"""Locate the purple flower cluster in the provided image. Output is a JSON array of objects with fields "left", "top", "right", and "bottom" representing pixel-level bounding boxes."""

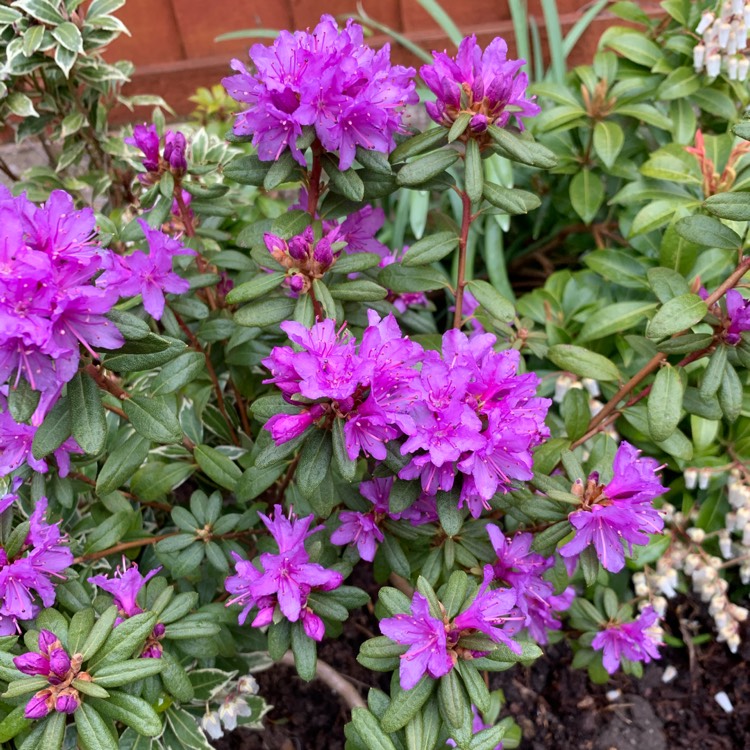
[
  {"left": 88, "top": 558, "right": 165, "bottom": 658},
  {"left": 263, "top": 316, "right": 549, "bottom": 518},
  {"left": 487, "top": 527, "right": 574, "bottom": 644},
  {"left": 14, "top": 629, "right": 81, "bottom": 718},
  {"left": 592, "top": 606, "right": 662, "bottom": 674},
  {"left": 0, "top": 498, "right": 73, "bottom": 635},
  {"left": 99, "top": 219, "right": 194, "bottom": 320},
  {"left": 420, "top": 36, "right": 540, "bottom": 136},
  {"left": 223, "top": 15, "right": 417, "bottom": 170},
  {"left": 559, "top": 442, "right": 666, "bottom": 573},
  {"left": 380, "top": 569, "right": 519, "bottom": 690},
  {"left": 225, "top": 504, "right": 343, "bottom": 640},
  {"left": 126, "top": 123, "right": 188, "bottom": 178}
]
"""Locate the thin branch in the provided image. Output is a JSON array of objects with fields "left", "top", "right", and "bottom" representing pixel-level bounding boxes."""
[
  {"left": 279, "top": 651, "right": 366, "bottom": 710},
  {"left": 452, "top": 190, "right": 474, "bottom": 329},
  {"left": 74, "top": 532, "right": 178, "bottom": 563}
]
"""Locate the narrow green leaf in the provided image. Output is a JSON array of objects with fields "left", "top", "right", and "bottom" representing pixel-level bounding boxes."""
[
  {"left": 464, "top": 138, "right": 483, "bottom": 205},
  {"left": 351, "top": 708, "right": 398, "bottom": 750},
  {"left": 69, "top": 372, "right": 107, "bottom": 454},
  {"left": 674, "top": 215, "right": 742, "bottom": 249},
  {"left": 194, "top": 444, "right": 242, "bottom": 490},
  {"left": 466, "top": 279, "right": 515, "bottom": 322},
  {"left": 397, "top": 150, "right": 459, "bottom": 187},
  {"left": 75, "top": 704, "right": 118, "bottom": 750},
  {"left": 124, "top": 396, "right": 182, "bottom": 444},
  {"left": 402, "top": 232, "right": 459, "bottom": 267},
  {"left": 646, "top": 293, "right": 707, "bottom": 340},
  {"left": 593, "top": 121, "right": 624, "bottom": 169},
  {"left": 96, "top": 433, "right": 150, "bottom": 495},
  {"left": 569, "top": 169, "right": 604, "bottom": 224},
  {"left": 547, "top": 345, "right": 621, "bottom": 382},
  {"left": 225, "top": 272, "right": 286, "bottom": 304},
  {"left": 380, "top": 677, "right": 436, "bottom": 733},
  {"left": 647, "top": 365, "right": 684, "bottom": 442}
]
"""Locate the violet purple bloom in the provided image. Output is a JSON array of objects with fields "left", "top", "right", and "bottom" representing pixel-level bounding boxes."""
[
  {"left": 225, "top": 504, "right": 343, "bottom": 641},
  {"left": 98, "top": 219, "right": 195, "bottom": 320},
  {"left": 223, "top": 15, "right": 417, "bottom": 171},
  {"left": 0, "top": 498, "right": 73, "bottom": 631},
  {"left": 559, "top": 442, "right": 666, "bottom": 573},
  {"left": 125, "top": 123, "right": 161, "bottom": 172},
  {"left": 14, "top": 629, "right": 81, "bottom": 718},
  {"left": 88, "top": 558, "right": 165, "bottom": 658},
  {"left": 380, "top": 592, "right": 454, "bottom": 690},
  {"left": 487, "top": 526, "right": 574, "bottom": 644},
  {"left": 163, "top": 130, "right": 188, "bottom": 174},
  {"left": 420, "top": 35, "right": 540, "bottom": 136},
  {"left": 592, "top": 606, "right": 663, "bottom": 674}
]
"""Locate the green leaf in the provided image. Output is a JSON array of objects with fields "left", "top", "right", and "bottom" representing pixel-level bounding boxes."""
[
  {"left": 95, "top": 433, "right": 150, "bottom": 495},
  {"left": 569, "top": 169, "right": 604, "bottom": 224},
  {"left": 466, "top": 279, "right": 515, "bottom": 323},
  {"left": 151, "top": 352, "right": 205, "bottom": 396},
  {"left": 647, "top": 365, "right": 684, "bottom": 442},
  {"left": 593, "top": 121, "right": 624, "bottom": 169},
  {"left": 600, "top": 27, "right": 661, "bottom": 67},
  {"left": 87, "top": 692, "right": 162, "bottom": 738},
  {"left": 72, "top": 679, "right": 110, "bottom": 698},
  {"left": 547, "top": 345, "right": 621, "bottom": 382},
  {"left": 482, "top": 182, "right": 540, "bottom": 214},
  {"left": 577, "top": 301, "right": 657, "bottom": 342},
  {"left": 464, "top": 138, "right": 483, "bottom": 205},
  {"left": 271, "top": 209, "right": 312, "bottom": 240},
  {"left": 296, "top": 429, "right": 332, "bottom": 497},
  {"left": 226, "top": 272, "right": 286, "bottom": 304},
  {"left": 657, "top": 66, "right": 700, "bottom": 100},
  {"left": 22, "top": 24, "right": 44, "bottom": 56},
  {"left": 674, "top": 215, "right": 742, "bottom": 249},
  {"left": 223, "top": 154, "right": 271, "bottom": 186},
  {"left": 448, "top": 112, "right": 472, "bottom": 142},
  {"left": 291, "top": 622, "right": 317, "bottom": 681},
  {"left": 580, "top": 546, "right": 600, "bottom": 587},
  {"left": 68, "top": 609, "right": 95, "bottom": 655},
  {"left": 14, "top": 0, "right": 64, "bottom": 24},
  {"left": 330, "top": 252, "right": 382, "bottom": 274},
  {"left": 52, "top": 21, "right": 83, "bottom": 52},
  {"left": 402, "top": 232, "right": 459, "bottom": 267},
  {"left": 439, "top": 669, "right": 468, "bottom": 728},
  {"left": 560, "top": 388, "right": 590, "bottom": 441},
  {"left": 323, "top": 155, "right": 365, "bottom": 202},
  {"left": 380, "top": 677, "right": 436, "bottom": 732},
  {"left": 356, "top": 147, "right": 392, "bottom": 174},
  {"left": 263, "top": 150, "right": 297, "bottom": 190},
  {"left": 456, "top": 661, "right": 490, "bottom": 714},
  {"left": 397, "top": 150, "right": 459, "bottom": 187},
  {"left": 6, "top": 92, "right": 38, "bottom": 118},
  {"left": 646, "top": 293, "right": 707, "bottom": 340},
  {"left": 39, "top": 711, "right": 66, "bottom": 750},
  {"left": 351, "top": 708, "right": 398, "bottom": 750},
  {"left": 124, "top": 396, "right": 182, "bottom": 444},
  {"left": 332, "top": 419, "right": 356, "bottom": 481},
  {"left": 8, "top": 377, "right": 40, "bottom": 424},
  {"left": 378, "top": 264, "right": 448, "bottom": 293},
  {"left": 381, "top": 534, "right": 410, "bottom": 578},
  {"left": 390, "top": 128, "right": 449, "bottom": 163},
  {"left": 92, "top": 658, "right": 164, "bottom": 688},
  {"left": 75, "top": 703, "right": 118, "bottom": 750},
  {"left": 328, "top": 279, "right": 388, "bottom": 301},
  {"left": 89, "top": 612, "right": 157, "bottom": 669},
  {"left": 469, "top": 724, "right": 509, "bottom": 750},
  {"left": 81, "top": 606, "right": 118, "bottom": 660},
  {"left": 234, "top": 295, "right": 296, "bottom": 328},
  {"left": 700, "top": 345, "right": 728, "bottom": 399},
  {"left": 69, "top": 372, "right": 107, "bottom": 454},
  {"left": 194, "top": 444, "right": 242, "bottom": 490},
  {"left": 487, "top": 126, "right": 556, "bottom": 168},
  {"left": 2, "top": 676, "right": 50, "bottom": 699},
  {"left": 704, "top": 192, "right": 750, "bottom": 222},
  {"left": 0, "top": 705, "right": 31, "bottom": 743},
  {"left": 719, "top": 361, "right": 743, "bottom": 423},
  {"left": 647, "top": 267, "right": 690, "bottom": 303}
]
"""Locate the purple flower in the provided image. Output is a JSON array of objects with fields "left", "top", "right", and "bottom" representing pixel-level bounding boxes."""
[
  {"left": 125, "top": 123, "right": 161, "bottom": 172},
  {"left": 452, "top": 567, "right": 521, "bottom": 654},
  {"left": 0, "top": 477, "right": 22, "bottom": 514},
  {"left": 98, "top": 220, "right": 195, "bottom": 319},
  {"left": 420, "top": 36, "right": 540, "bottom": 135},
  {"left": 592, "top": 606, "right": 662, "bottom": 674},
  {"left": 725, "top": 289, "right": 750, "bottom": 345},
  {"left": 88, "top": 558, "right": 162, "bottom": 619},
  {"left": 223, "top": 15, "right": 417, "bottom": 171},
  {"left": 487, "top": 526, "right": 574, "bottom": 644},
  {"left": 380, "top": 592, "right": 454, "bottom": 689},
  {"left": 14, "top": 630, "right": 81, "bottom": 719},
  {"left": 560, "top": 442, "right": 666, "bottom": 573},
  {"left": 0, "top": 498, "right": 72, "bottom": 627},
  {"left": 225, "top": 505, "right": 343, "bottom": 640},
  {"left": 163, "top": 131, "right": 188, "bottom": 173}
]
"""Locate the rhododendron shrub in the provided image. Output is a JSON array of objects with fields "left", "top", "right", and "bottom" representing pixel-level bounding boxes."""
[{"left": 2, "top": 1, "right": 750, "bottom": 749}]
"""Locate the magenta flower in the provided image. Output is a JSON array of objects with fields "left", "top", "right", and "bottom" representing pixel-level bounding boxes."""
[
  {"left": 14, "top": 629, "right": 80, "bottom": 718},
  {"left": 420, "top": 36, "right": 540, "bottom": 135},
  {"left": 0, "top": 498, "right": 72, "bottom": 628},
  {"left": 163, "top": 130, "right": 188, "bottom": 174},
  {"left": 559, "top": 442, "right": 666, "bottom": 573},
  {"left": 223, "top": 15, "right": 417, "bottom": 170},
  {"left": 724, "top": 289, "right": 750, "bottom": 345},
  {"left": 88, "top": 558, "right": 162, "bottom": 619},
  {"left": 125, "top": 123, "right": 161, "bottom": 172},
  {"left": 592, "top": 606, "right": 663, "bottom": 674},
  {"left": 380, "top": 592, "right": 454, "bottom": 689},
  {"left": 98, "top": 220, "right": 194, "bottom": 319},
  {"left": 452, "top": 567, "right": 521, "bottom": 654},
  {"left": 487, "top": 526, "right": 574, "bottom": 644},
  {"left": 225, "top": 505, "right": 343, "bottom": 640},
  {"left": 0, "top": 477, "right": 21, "bottom": 514}
]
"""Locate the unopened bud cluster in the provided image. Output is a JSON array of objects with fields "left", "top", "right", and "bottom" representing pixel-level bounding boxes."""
[{"left": 694, "top": 2, "right": 750, "bottom": 80}]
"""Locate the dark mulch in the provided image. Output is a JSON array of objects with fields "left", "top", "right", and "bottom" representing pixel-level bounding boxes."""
[{"left": 216, "top": 587, "right": 750, "bottom": 750}]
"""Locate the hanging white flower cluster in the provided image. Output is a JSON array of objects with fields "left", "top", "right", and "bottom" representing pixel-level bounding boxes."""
[{"left": 694, "top": 1, "right": 750, "bottom": 81}]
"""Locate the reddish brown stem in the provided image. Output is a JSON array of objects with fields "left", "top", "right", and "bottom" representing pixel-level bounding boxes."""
[
  {"left": 174, "top": 184, "right": 195, "bottom": 238},
  {"left": 452, "top": 190, "right": 474, "bottom": 329},
  {"left": 85, "top": 364, "right": 129, "bottom": 400},
  {"left": 75, "top": 533, "right": 178, "bottom": 563}
]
